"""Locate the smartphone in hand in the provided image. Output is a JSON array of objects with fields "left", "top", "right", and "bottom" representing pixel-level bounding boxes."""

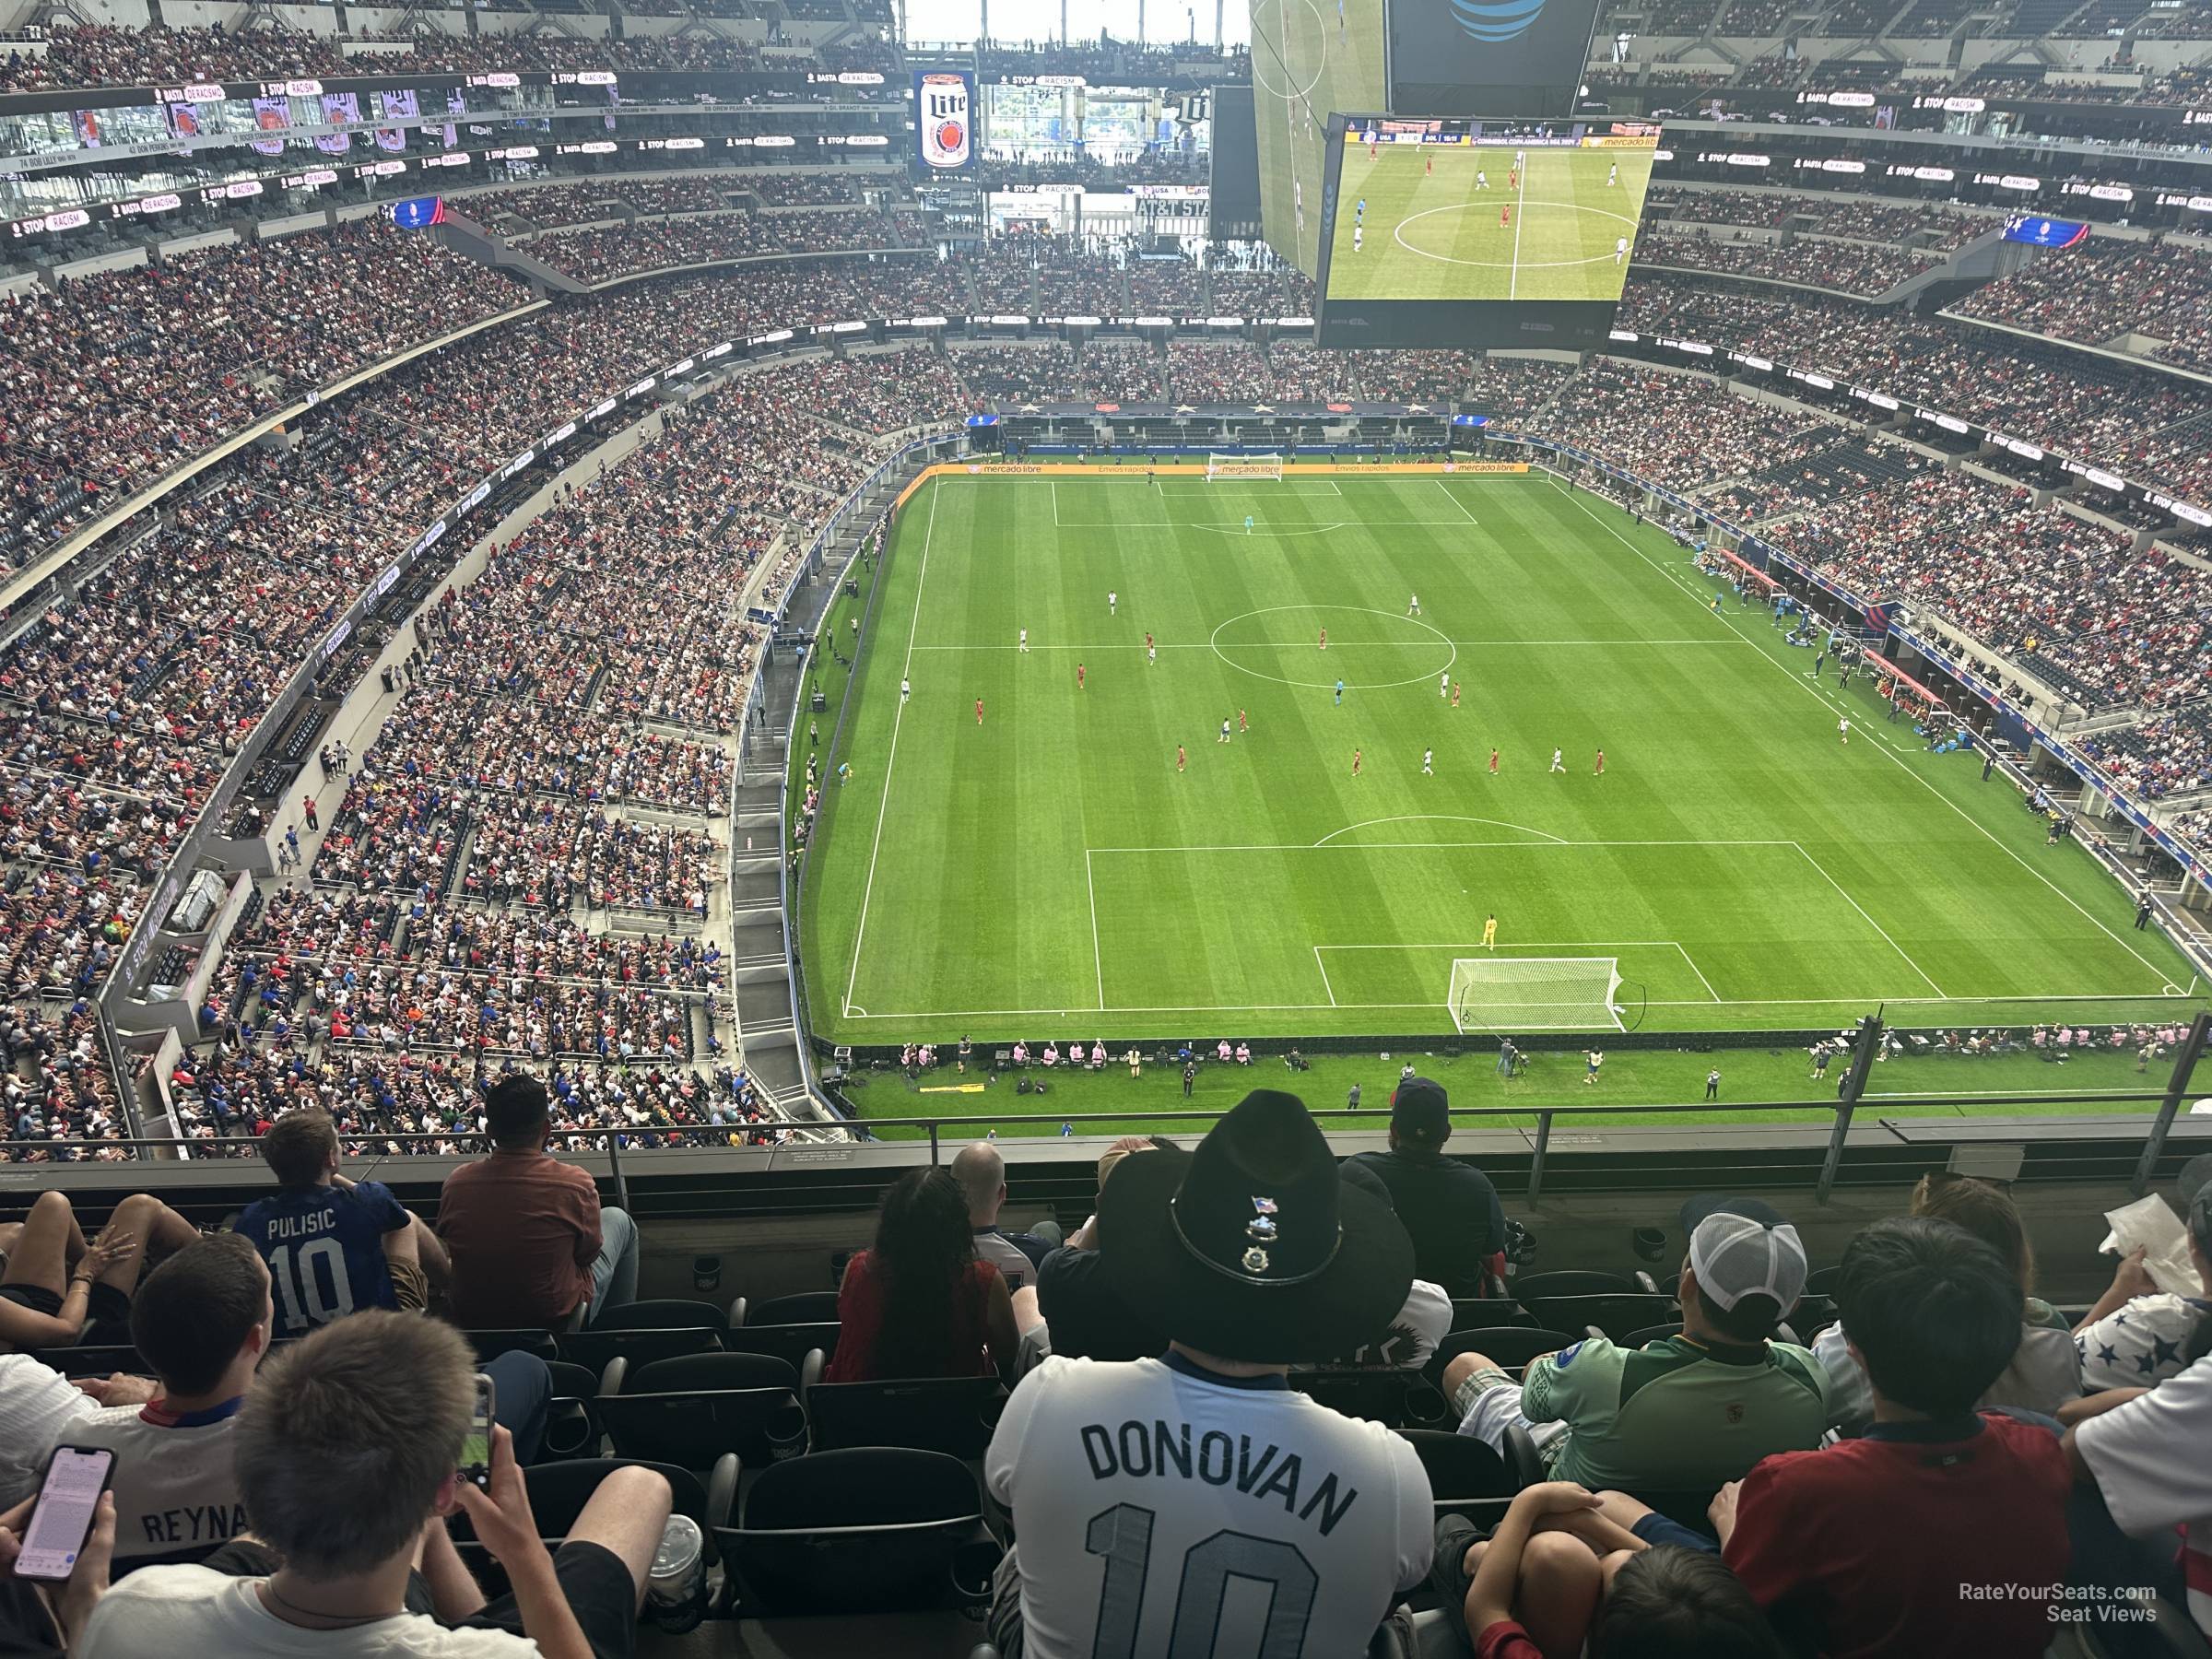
[
  {"left": 14, "top": 1445, "right": 114, "bottom": 1582},
  {"left": 459, "top": 1373, "right": 496, "bottom": 1491}
]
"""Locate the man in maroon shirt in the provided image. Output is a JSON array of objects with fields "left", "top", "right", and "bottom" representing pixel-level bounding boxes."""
[
  {"left": 1600, "top": 1216, "right": 2072, "bottom": 1658},
  {"left": 436, "top": 1076, "right": 638, "bottom": 1329}
]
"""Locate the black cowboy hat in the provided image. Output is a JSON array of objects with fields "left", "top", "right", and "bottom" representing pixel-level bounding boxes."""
[{"left": 1100, "top": 1088, "right": 1414, "bottom": 1364}]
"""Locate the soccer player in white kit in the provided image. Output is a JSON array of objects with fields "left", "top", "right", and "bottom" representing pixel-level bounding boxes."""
[
  {"left": 1108, "top": 590, "right": 1117, "bottom": 615},
  {"left": 1477, "top": 169, "right": 1488, "bottom": 189},
  {"left": 1018, "top": 628, "right": 1029, "bottom": 653},
  {"left": 1616, "top": 236, "right": 1629, "bottom": 264},
  {"left": 1353, "top": 224, "right": 1363, "bottom": 253},
  {"left": 1607, "top": 162, "right": 1618, "bottom": 186},
  {"left": 1839, "top": 716, "right": 1851, "bottom": 745},
  {"left": 1549, "top": 748, "right": 1565, "bottom": 772},
  {"left": 1440, "top": 671, "right": 1450, "bottom": 699},
  {"left": 1422, "top": 748, "right": 1433, "bottom": 775},
  {"left": 900, "top": 677, "right": 910, "bottom": 703},
  {"left": 1408, "top": 593, "right": 1420, "bottom": 616}
]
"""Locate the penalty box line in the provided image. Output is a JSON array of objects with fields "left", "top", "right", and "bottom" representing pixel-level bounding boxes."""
[
  {"left": 1547, "top": 476, "right": 2184, "bottom": 996},
  {"left": 1079, "top": 838, "right": 1955, "bottom": 1011},
  {"left": 1317, "top": 940, "right": 1723, "bottom": 1005}
]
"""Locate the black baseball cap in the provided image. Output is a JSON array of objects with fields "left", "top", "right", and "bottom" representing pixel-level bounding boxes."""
[{"left": 1391, "top": 1077, "right": 1451, "bottom": 1141}]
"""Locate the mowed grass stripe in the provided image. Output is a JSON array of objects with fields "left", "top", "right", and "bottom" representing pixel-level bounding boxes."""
[{"left": 802, "top": 475, "right": 2205, "bottom": 1041}]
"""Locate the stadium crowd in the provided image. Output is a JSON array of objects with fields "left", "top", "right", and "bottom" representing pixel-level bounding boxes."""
[
  {"left": 1951, "top": 236, "right": 2212, "bottom": 373},
  {"left": 0, "top": 220, "right": 520, "bottom": 563},
  {"left": 519, "top": 207, "right": 910, "bottom": 285},
  {"left": 1633, "top": 220, "right": 1937, "bottom": 299},
  {"left": 0, "top": 22, "right": 905, "bottom": 93},
  {"left": 0, "top": 1083, "right": 2207, "bottom": 1658}
]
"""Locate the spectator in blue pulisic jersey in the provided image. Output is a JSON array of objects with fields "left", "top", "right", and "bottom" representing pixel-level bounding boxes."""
[{"left": 234, "top": 1107, "right": 447, "bottom": 1337}]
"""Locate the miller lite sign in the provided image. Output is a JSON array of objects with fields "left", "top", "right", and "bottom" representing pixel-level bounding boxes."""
[{"left": 913, "top": 70, "right": 973, "bottom": 172}]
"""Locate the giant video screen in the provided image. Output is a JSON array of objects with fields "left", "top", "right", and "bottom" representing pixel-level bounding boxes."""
[
  {"left": 1386, "top": 0, "right": 1609, "bottom": 118},
  {"left": 1317, "top": 116, "right": 1659, "bottom": 348},
  {"left": 1252, "top": 0, "right": 1386, "bottom": 275}
]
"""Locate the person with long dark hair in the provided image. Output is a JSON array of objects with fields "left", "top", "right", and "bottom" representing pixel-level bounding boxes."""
[{"left": 825, "top": 1168, "right": 1018, "bottom": 1383}]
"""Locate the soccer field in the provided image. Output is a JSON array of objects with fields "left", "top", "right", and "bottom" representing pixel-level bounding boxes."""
[
  {"left": 1326, "top": 141, "right": 1656, "bottom": 302},
  {"left": 799, "top": 470, "right": 2205, "bottom": 1053}
]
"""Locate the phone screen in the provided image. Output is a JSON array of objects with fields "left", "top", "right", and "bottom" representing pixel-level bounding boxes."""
[
  {"left": 16, "top": 1446, "right": 113, "bottom": 1581},
  {"left": 459, "top": 1373, "right": 494, "bottom": 1490}
]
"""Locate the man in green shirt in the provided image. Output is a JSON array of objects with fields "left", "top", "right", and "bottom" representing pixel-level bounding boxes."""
[{"left": 1443, "top": 1198, "right": 1828, "bottom": 1492}]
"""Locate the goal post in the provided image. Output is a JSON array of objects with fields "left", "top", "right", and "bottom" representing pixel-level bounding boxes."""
[
  {"left": 1206, "top": 453, "right": 1284, "bottom": 482},
  {"left": 1449, "top": 957, "right": 1625, "bottom": 1034}
]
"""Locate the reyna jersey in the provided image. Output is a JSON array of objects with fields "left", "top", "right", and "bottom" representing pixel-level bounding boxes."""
[{"left": 986, "top": 1353, "right": 1432, "bottom": 1658}]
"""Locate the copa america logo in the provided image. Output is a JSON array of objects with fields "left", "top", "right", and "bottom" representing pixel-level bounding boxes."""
[{"left": 1450, "top": 0, "right": 1547, "bottom": 41}]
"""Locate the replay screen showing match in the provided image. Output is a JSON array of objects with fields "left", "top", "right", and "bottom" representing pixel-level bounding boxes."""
[{"left": 1316, "top": 116, "right": 1660, "bottom": 349}]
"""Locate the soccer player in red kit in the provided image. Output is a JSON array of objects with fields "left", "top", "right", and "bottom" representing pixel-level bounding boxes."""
[
  {"left": 1176, "top": 745, "right": 1187, "bottom": 773},
  {"left": 1452, "top": 682, "right": 1462, "bottom": 708},
  {"left": 1238, "top": 708, "right": 1248, "bottom": 734},
  {"left": 1077, "top": 662, "right": 1086, "bottom": 690},
  {"left": 1594, "top": 748, "right": 1606, "bottom": 775},
  {"left": 1488, "top": 747, "right": 1500, "bottom": 775},
  {"left": 975, "top": 698, "right": 984, "bottom": 724},
  {"left": 1509, "top": 168, "right": 1518, "bottom": 189},
  {"left": 1351, "top": 748, "right": 1362, "bottom": 777},
  {"left": 1501, "top": 204, "right": 1512, "bottom": 229},
  {"left": 1145, "top": 630, "right": 1154, "bottom": 653},
  {"left": 1319, "top": 627, "right": 1328, "bottom": 651},
  {"left": 1426, "top": 156, "right": 1433, "bottom": 176}
]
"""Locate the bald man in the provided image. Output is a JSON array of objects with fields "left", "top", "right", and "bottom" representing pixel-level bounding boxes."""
[{"left": 950, "top": 1142, "right": 1055, "bottom": 1293}]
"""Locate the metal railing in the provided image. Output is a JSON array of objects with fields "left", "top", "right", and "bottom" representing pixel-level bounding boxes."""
[{"left": 830, "top": 1080, "right": 2193, "bottom": 1206}]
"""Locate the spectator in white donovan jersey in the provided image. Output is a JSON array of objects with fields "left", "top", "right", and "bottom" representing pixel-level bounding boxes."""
[{"left": 983, "top": 1089, "right": 1433, "bottom": 1657}]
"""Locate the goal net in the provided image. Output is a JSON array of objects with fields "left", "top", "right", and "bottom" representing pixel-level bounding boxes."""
[
  {"left": 1449, "top": 957, "right": 1625, "bottom": 1034},
  {"left": 1206, "top": 453, "right": 1284, "bottom": 482}
]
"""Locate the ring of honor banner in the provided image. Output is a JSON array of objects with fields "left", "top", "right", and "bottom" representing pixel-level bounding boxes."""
[{"left": 913, "top": 69, "right": 974, "bottom": 175}]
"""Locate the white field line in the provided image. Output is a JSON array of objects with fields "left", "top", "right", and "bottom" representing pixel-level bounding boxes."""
[
  {"left": 841, "top": 483, "right": 940, "bottom": 1018},
  {"left": 1549, "top": 483, "right": 2179, "bottom": 994}
]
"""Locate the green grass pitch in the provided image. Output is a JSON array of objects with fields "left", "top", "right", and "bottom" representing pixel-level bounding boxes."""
[
  {"left": 1325, "top": 141, "right": 1656, "bottom": 302},
  {"left": 1251, "top": 0, "right": 1386, "bottom": 273},
  {"left": 798, "top": 472, "right": 2205, "bottom": 1068}
]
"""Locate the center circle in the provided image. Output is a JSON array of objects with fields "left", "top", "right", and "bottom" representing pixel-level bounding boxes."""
[
  {"left": 1394, "top": 198, "right": 1641, "bottom": 270},
  {"left": 1250, "top": 0, "right": 1330, "bottom": 104},
  {"left": 1209, "top": 605, "right": 1457, "bottom": 690}
]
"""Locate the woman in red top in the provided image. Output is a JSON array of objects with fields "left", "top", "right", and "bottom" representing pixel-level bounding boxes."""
[{"left": 825, "top": 1167, "right": 1019, "bottom": 1383}]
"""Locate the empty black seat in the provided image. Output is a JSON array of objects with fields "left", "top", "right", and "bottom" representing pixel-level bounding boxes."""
[
  {"left": 557, "top": 1324, "right": 723, "bottom": 1374},
  {"left": 722, "top": 1320, "right": 840, "bottom": 1371},
  {"left": 1294, "top": 1369, "right": 1451, "bottom": 1431},
  {"left": 1398, "top": 1427, "right": 1534, "bottom": 1513},
  {"left": 590, "top": 1298, "right": 731, "bottom": 1333},
  {"left": 745, "top": 1290, "right": 841, "bottom": 1326},
  {"left": 1449, "top": 1299, "right": 1535, "bottom": 1331},
  {"left": 1523, "top": 1293, "right": 1678, "bottom": 1340},
  {"left": 600, "top": 1353, "right": 808, "bottom": 1470},
  {"left": 464, "top": 1328, "right": 560, "bottom": 1364},
  {"left": 718, "top": 1447, "right": 999, "bottom": 1618},
  {"left": 1512, "top": 1270, "right": 1638, "bottom": 1299},
  {"left": 806, "top": 1375, "right": 1006, "bottom": 1458}
]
